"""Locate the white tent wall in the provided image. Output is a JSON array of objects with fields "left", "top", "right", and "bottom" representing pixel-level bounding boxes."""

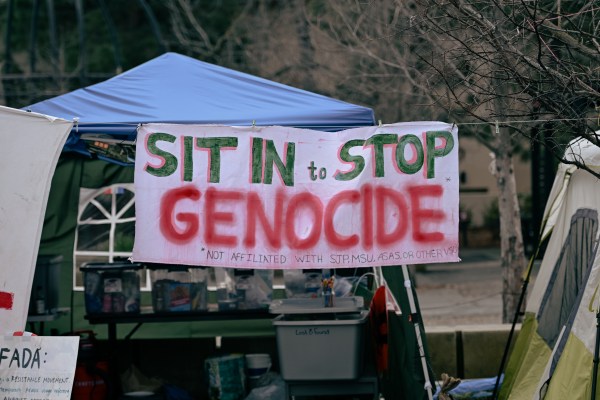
[{"left": 500, "top": 137, "right": 600, "bottom": 400}]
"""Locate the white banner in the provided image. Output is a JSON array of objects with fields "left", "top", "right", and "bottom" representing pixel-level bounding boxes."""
[
  {"left": 0, "top": 335, "right": 79, "bottom": 399},
  {"left": 0, "top": 106, "right": 71, "bottom": 333},
  {"left": 133, "top": 122, "right": 459, "bottom": 269}
]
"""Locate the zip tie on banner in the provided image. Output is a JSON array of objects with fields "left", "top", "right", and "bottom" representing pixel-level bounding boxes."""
[
  {"left": 404, "top": 279, "right": 411, "bottom": 288},
  {"left": 495, "top": 120, "right": 499, "bottom": 135},
  {"left": 424, "top": 381, "right": 433, "bottom": 390},
  {"left": 73, "top": 117, "right": 79, "bottom": 133}
]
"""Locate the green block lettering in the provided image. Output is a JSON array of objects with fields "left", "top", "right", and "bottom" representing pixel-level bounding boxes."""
[
  {"left": 426, "top": 130, "right": 454, "bottom": 179},
  {"left": 335, "top": 139, "right": 365, "bottom": 181},
  {"left": 196, "top": 137, "right": 238, "bottom": 183},
  {"left": 396, "top": 134, "right": 424, "bottom": 174},
  {"left": 145, "top": 132, "right": 177, "bottom": 177},
  {"left": 264, "top": 140, "right": 295, "bottom": 186},
  {"left": 365, "top": 134, "right": 398, "bottom": 177}
]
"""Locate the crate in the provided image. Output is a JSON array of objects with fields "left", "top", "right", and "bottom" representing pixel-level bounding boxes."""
[
  {"left": 147, "top": 264, "right": 208, "bottom": 312},
  {"left": 80, "top": 262, "right": 143, "bottom": 315},
  {"left": 273, "top": 310, "right": 369, "bottom": 380}
]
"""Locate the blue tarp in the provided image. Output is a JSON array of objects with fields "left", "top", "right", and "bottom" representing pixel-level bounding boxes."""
[
  {"left": 434, "top": 376, "right": 502, "bottom": 400},
  {"left": 24, "top": 52, "right": 375, "bottom": 161}
]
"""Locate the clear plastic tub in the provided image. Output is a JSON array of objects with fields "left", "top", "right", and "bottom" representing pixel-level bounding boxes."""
[
  {"left": 80, "top": 262, "right": 143, "bottom": 314},
  {"left": 147, "top": 264, "right": 208, "bottom": 312}
]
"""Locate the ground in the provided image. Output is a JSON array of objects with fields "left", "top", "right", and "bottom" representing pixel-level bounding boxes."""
[{"left": 414, "top": 247, "right": 505, "bottom": 327}]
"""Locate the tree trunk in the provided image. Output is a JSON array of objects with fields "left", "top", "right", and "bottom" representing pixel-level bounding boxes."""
[{"left": 494, "top": 126, "right": 528, "bottom": 323}]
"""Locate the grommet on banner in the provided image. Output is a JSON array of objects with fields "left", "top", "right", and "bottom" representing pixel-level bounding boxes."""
[{"left": 252, "top": 120, "right": 256, "bottom": 129}]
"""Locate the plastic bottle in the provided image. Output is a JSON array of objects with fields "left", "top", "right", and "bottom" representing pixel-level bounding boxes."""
[{"left": 35, "top": 285, "right": 45, "bottom": 315}]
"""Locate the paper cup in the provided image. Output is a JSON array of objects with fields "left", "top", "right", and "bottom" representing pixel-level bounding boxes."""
[{"left": 245, "top": 353, "right": 271, "bottom": 379}]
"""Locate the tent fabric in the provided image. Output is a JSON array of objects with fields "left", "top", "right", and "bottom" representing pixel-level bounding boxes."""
[
  {"left": 381, "top": 266, "right": 436, "bottom": 400},
  {"left": 537, "top": 209, "right": 597, "bottom": 348},
  {"left": 499, "top": 137, "right": 600, "bottom": 400},
  {"left": 24, "top": 52, "right": 375, "bottom": 159},
  {"left": 539, "top": 244, "right": 600, "bottom": 399}
]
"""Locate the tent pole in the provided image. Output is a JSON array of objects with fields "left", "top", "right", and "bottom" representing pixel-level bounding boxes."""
[
  {"left": 401, "top": 264, "right": 433, "bottom": 400},
  {"left": 491, "top": 272, "right": 531, "bottom": 399},
  {"left": 492, "top": 243, "right": 541, "bottom": 399},
  {"left": 592, "top": 311, "right": 600, "bottom": 400}
]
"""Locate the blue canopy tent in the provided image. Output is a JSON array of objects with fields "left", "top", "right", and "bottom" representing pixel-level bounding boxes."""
[
  {"left": 25, "top": 52, "right": 375, "bottom": 164},
  {"left": 25, "top": 53, "right": 434, "bottom": 399}
]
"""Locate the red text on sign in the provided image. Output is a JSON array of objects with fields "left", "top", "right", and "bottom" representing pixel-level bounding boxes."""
[{"left": 159, "top": 184, "right": 446, "bottom": 251}]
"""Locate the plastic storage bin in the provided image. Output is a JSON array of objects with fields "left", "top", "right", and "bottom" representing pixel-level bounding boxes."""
[
  {"left": 272, "top": 310, "right": 369, "bottom": 380},
  {"left": 148, "top": 264, "right": 208, "bottom": 312},
  {"left": 80, "top": 262, "right": 143, "bottom": 314},
  {"left": 270, "top": 296, "right": 368, "bottom": 381}
]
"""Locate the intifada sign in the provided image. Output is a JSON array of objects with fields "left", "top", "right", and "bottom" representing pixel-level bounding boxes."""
[{"left": 132, "top": 122, "right": 459, "bottom": 269}]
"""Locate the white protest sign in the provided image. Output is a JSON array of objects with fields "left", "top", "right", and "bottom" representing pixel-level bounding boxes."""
[
  {"left": 133, "top": 122, "right": 459, "bottom": 269},
  {"left": 0, "top": 335, "right": 79, "bottom": 399},
  {"left": 0, "top": 106, "right": 71, "bottom": 333}
]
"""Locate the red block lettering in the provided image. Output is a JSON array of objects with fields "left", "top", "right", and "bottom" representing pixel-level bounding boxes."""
[
  {"left": 409, "top": 185, "right": 445, "bottom": 242},
  {"left": 324, "top": 190, "right": 360, "bottom": 248},
  {"left": 375, "top": 186, "right": 409, "bottom": 246},
  {"left": 204, "top": 188, "right": 243, "bottom": 247},
  {"left": 361, "top": 184, "right": 374, "bottom": 250},
  {"left": 160, "top": 186, "right": 201, "bottom": 243},
  {"left": 285, "top": 192, "right": 323, "bottom": 250},
  {"left": 244, "top": 191, "right": 284, "bottom": 249}
]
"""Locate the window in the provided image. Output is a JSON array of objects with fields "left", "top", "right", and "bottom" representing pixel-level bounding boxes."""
[
  {"left": 73, "top": 183, "right": 146, "bottom": 290},
  {"left": 537, "top": 209, "right": 598, "bottom": 348}
]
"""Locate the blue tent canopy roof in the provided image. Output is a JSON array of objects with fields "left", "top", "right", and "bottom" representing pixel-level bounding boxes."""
[{"left": 25, "top": 52, "right": 375, "bottom": 162}]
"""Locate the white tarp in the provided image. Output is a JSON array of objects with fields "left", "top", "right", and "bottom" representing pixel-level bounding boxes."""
[{"left": 0, "top": 106, "right": 71, "bottom": 334}]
